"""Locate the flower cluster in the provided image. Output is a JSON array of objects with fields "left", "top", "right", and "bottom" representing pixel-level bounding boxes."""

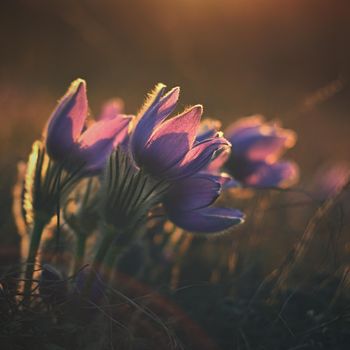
[
  {"left": 8, "top": 75, "right": 350, "bottom": 350},
  {"left": 20, "top": 79, "right": 301, "bottom": 309},
  {"left": 40, "top": 80, "right": 301, "bottom": 237},
  {"left": 127, "top": 83, "right": 244, "bottom": 233}
]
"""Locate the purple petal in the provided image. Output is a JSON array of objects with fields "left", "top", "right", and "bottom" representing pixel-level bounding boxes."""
[
  {"left": 166, "top": 136, "right": 230, "bottom": 179},
  {"left": 131, "top": 84, "right": 179, "bottom": 161},
  {"left": 79, "top": 116, "right": 131, "bottom": 147},
  {"left": 206, "top": 147, "right": 230, "bottom": 173},
  {"left": 157, "top": 87, "right": 180, "bottom": 121},
  {"left": 226, "top": 116, "right": 296, "bottom": 162},
  {"left": 244, "top": 161, "right": 299, "bottom": 188},
  {"left": 139, "top": 105, "right": 203, "bottom": 176},
  {"left": 76, "top": 116, "right": 132, "bottom": 174},
  {"left": 165, "top": 174, "right": 221, "bottom": 212},
  {"left": 234, "top": 127, "right": 295, "bottom": 160},
  {"left": 112, "top": 115, "right": 133, "bottom": 147},
  {"left": 167, "top": 207, "right": 244, "bottom": 234},
  {"left": 196, "top": 118, "right": 222, "bottom": 143},
  {"left": 148, "top": 104, "right": 202, "bottom": 146},
  {"left": 225, "top": 115, "right": 264, "bottom": 138},
  {"left": 99, "top": 98, "right": 124, "bottom": 120},
  {"left": 223, "top": 178, "right": 242, "bottom": 189},
  {"left": 206, "top": 172, "right": 235, "bottom": 187},
  {"left": 45, "top": 79, "right": 88, "bottom": 160}
]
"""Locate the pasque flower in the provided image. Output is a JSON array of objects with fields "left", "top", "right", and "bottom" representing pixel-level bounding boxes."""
[
  {"left": 44, "top": 79, "right": 133, "bottom": 175},
  {"left": 207, "top": 115, "right": 299, "bottom": 188},
  {"left": 23, "top": 80, "right": 133, "bottom": 304},
  {"left": 130, "top": 83, "right": 230, "bottom": 181},
  {"left": 128, "top": 84, "right": 243, "bottom": 233},
  {"left": 101, "top": 83, "right": 243, "bottom": 235}
]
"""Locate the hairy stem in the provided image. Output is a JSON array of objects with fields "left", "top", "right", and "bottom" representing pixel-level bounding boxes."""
[
  {"left": 73, "top": 233, "right": 87, "bottom": 274},
  {"left": 83, "top": 226, "right": 116, "bottom": 298},
  {"left": 23, "top": 217, "right": 47, "bottom": 304},
  {"left": 102, "top": 236, "right": 130, "bottom": 282}
]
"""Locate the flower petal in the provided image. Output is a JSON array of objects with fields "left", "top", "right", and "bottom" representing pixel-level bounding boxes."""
[
  {"left": 196, "top": 118, "right": 222, "bottom": 143},
  {"left": 76, "top": 115, "right": 132, "bottom": 174},
  {"left": 204, "top": 172, "right": 236, "bottom": 187},
  {"left": 244, "top": 161, "right": 299, "bottom": 188},
  {"left": 166, "top": 136, "right": 230, "bottom": 179},
  {"left": 45, "top": 79, "right": 88, "bottom": 160},
  {"left": 247, "top": 130, "right": 296, "bottom": 162},
  {"left": 226, "top": 116, "right": 296, "bottom": 162},
  {"left": 164, "top": 173, "right": 221, "bottom": 212},
  {"left": 79, "top": 115, "right": 131, "bottom": 147},
  {"left": 167, "top": 207, "right": 244, "bottom": 234},
  {"left": 131, "top": 84, "right": 179, "bottom": 160},
  {"left": 139, "top": 105, "right": 203, "bottom": 177},
  {"left": 206, "top": 147, "right": 231, "bottom": 173},
  {"left": 225, "top": 115, "right": 264, "bottom": 138}
]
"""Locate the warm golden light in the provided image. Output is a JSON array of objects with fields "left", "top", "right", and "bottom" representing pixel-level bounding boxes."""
[{"left": 23, "top": 140, "right": 41, "bottom": 225}]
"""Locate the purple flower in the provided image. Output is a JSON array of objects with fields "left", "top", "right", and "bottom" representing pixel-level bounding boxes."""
[
  {"left": 208, "top": 115, "right": 299, "bottom": 188},
  {"left": 163, "top": 173, "right": 244, "bottom": 233},
  {"left": 130, "top": 84, "right": 230, "bottom": 181},
  {"left": 44, "top": 79, "right": 133, "bottom": 175},
  {"left": 100, "top": 84, "right": 244, "bottom": 234}
]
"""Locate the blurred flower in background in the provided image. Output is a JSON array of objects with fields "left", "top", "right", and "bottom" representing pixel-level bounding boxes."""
[{"left": 207, "top": 115, "right": 299, "bottom": 188}]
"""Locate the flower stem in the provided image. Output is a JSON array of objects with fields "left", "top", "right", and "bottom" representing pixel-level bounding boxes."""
[
  {"left": 83, "top": 226, "right": 116, "bottom": 297},
  {"left": 23, "top": 217, "right": 47, "bottom": 304},
  {"left": 102, "top": 239, "right": 128, "bottom": 281},
  {"left": 73, "top": 233, "right": 87, "bottom": 273}
]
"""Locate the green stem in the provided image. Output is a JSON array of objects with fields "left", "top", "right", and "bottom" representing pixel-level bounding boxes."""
[
  {"left": 92, "top": 230, "right": 115, "bottom": 273},
  {"left": 83, "top": 226, "right": 116, "bottom": 297},
  {"left": 23, "top": 217, "right": 47, "bottom": 304},
  {"left": 73, "top": 233, "right": 87, "bottom": 273},
  {"left": 102, "top": 240, "right": 128, "bottom": 282}
]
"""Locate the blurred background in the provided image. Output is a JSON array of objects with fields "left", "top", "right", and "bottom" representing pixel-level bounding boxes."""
[{"left": 1, "top": 0, "right": 350, "bottom": 263}]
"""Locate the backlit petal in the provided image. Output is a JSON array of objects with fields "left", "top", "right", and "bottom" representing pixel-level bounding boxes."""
[
  {"left": 167, "top": 136, "right": 229, "bottom": 179},
  {"left": 77, "top": 115, "right": 132, "bottom": 174},
  {"left": 45, "top": 79, "right": 88, "bottom": 160},
  {"left": 167, "top": 207, "right": 244, "bottom": 234},
  {"left": 131, "top": 84, "right": 179, "bottom": 160},
  {"left": 164, "top": 174, "right": 221, "bottom": 212},
  {"left": 139, "top": 105, "right": 202, "bottom": 176}
]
